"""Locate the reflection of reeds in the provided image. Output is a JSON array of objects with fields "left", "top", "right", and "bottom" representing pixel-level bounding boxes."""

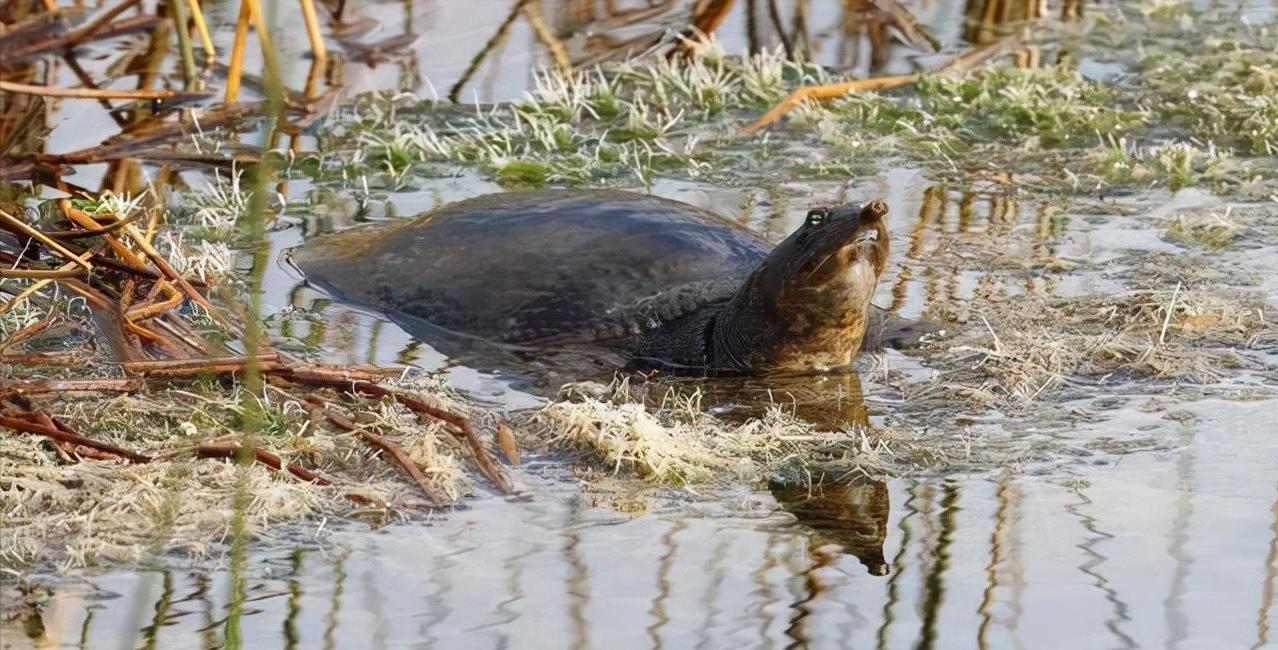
[
  {"left": 1064, "top": 486, "right": 1139, "bottom": 649},
  {"left": 977, "top": 477, "right": 1023, "bottom": 649},
  {"left": 322, "top": 550, "right": 349, "bottom": 650},
  {"left": 1255, "top": 486, "right": 1277, "bottom": 650},
  {"left": 876, "top": 481, "right": 921, "bottom": 649},
  {"left": 916, "top": 482, "right": 959, "bottom": 649}
]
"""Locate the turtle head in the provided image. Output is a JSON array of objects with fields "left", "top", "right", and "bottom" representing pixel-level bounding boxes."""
[{"left": 711, "top": 200, "right": 890, "bottom": 374}]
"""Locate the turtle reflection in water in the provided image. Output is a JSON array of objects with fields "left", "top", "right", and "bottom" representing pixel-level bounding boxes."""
[
  {"left": 290, "top": 189, "right": 934, "bottom": 382},
  {"left": 772, "top": 478, "right": 892, "bottom": 576}
]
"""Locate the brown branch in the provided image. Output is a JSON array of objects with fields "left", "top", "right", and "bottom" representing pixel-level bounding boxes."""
[
  {"left": 195, "top": 443, "right": 326, "bottom": 484},
  {"left": 0, "top": 315, "right": 56, "bottom": 353},
  {"left": 62, "top": 0, "right": 144, "bottom": 47},
  {"left": 0, "top": 414, "right": 151, "bottom": 463},
  {"left": 124, "top": 280, "right": 183, "bottom": 322},
  {"left": 523, "top": 0, "right": 570, "bottom": 76},
  {"left": 675, "top": 0, "right": 736, "bottom": 58},
  {"left": 5, "top": 14, "right": 163, "bottom": 66},
  {"left": 1, "top": 378, "right": 144, "bottom": 396},
  {"left": 123, "top": 353, "right": 281, "bottom": 376},
  {"left": 121, "top": 224, "right": 217, "bottom": 312},
  {"left": 194, "top": 443, "right": 377, "bottom": 506},
  {"left": 0, "top": 353, "right": 85, "bottom": 367},
  {"left": 496, "top": 422, "right": 521, "bottom": 465},
  {"left": 740, "top": 34, "right": 1020, "bottom": 135},
  {"left": 277, "top": 368, "right": 512, "bottom": 494},
  {"left": 448, "top": 0, "right": 533, "bottom": 102},
  {"left": 0, "top": 80, "right": 212, "bottom": 102},
  {"left": 0, "top": 208, "right": 93, "bottom": 270},
  {"left": 318, "top": 407, "right": 452, "bottom": 506}
]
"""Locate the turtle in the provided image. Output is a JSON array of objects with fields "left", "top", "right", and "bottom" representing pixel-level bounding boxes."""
[{"left": 289, "top": 189, "right": 932, "bottom": 377}]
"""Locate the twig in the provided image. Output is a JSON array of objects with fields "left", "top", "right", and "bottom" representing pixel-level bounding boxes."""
[
  {"left": 0, "top": 265, "right": 87, "bottom": 279},
  {"left": 496, "top": 422, "right": 521, "bottom": 465},
  {"left": 0, "top": 353, "right": 86, "bottom": 367},
  {"left": 448, "top": 0, "right": 533, "bottom": 102},
  {"left": 0, "top": 315, "right": 57, "bottom": 352},
  {"left": 183, "top": 0, "right": 217, "bottom": 65},
  {"left": 522, "top": 0, "right": 570, "bottom": 76},
  {"left": 195, "top": 443, "right": 323, "bottom": 483},
  {"left": 1, "top": 378, "right": 144, "bottom": 396},
  {"left": 0, "top": 80, "right": 211, "bottom": 102},
  {"left": 0, "top": 7, "right": 89, "bottom": 51},
  {"left": 1159, "top": 281, "right": 1182, "bottom": 345},
  {"left": 224, "top": 0, "right": 252, "bottom": 102},
  {"left": 167, "top": 0, "right": 198, "bottom": 88},
  {"left": 7, "top": 14, "right": 162, "bottom": 66},
  {"left": 298, "top": 0, "right": 328, "bottom": 62},
  {"left": 980, "top": 314, "right": 1003, "bottom": 353},
  {"left": 123, "top": 353, "right": 281, "bottom": 376},
  {"left": 0, "top": 250, "right": 95, "bottom": 315},
  {"left": 0, "top": 208, "right": 93, "bottom": 271},
  {"left": 0, "top": 414, "right": 151, "bottom": 463},
  {"left": 194, "top": 443, "right": 377, "bottom": 506},
  {"left": 121, "top": 223, "right": 216, "bottom": 311},
  {"left": 62, "top": 0, "right": 142, "bottom": 46},
  {"left": 276, "top": 368, "right": 512, "bottom": 493},
  {"left": 319, "top": 407, "right": 452, "bottom": 505},
  {"left": 740, "top": 34, "right": 1019, "bottom": 135},
  {"left": 123, "top": 280, "right": 183, "bottom": 322}
]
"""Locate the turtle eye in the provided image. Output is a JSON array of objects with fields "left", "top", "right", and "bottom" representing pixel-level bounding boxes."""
[{"left": 806, "top": 208, "right": 828, "bottom": 226}]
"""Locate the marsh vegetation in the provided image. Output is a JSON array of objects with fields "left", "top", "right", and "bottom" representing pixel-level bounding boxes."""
[{"left": 2, "top": 0, "right": 1277, "bottom": 647}]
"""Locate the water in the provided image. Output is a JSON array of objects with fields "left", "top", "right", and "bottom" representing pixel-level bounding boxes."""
[
  {"left": 12, "top": 400, "right": 1277, "bottom": 648},
  {"left": 7, "top": 1, "right": 1278, "bottom": 647},
  {"left": 10, "top": 169, "right": 1276, "bottom": 649}
]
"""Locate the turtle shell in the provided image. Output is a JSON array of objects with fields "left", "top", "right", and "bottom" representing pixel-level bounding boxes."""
[{"left": 290, "top": 189, "right": 772, "bottom": 345}]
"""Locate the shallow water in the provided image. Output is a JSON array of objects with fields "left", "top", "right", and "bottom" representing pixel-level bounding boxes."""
[
  {"left": 10, "top": 400, "right": 1276, "bottom": 649},
  {"left": 9, "top": 168, "right": 1277, "bottom": 649},
  {"left": 8, "top": 1, "right": 1278, "bottom": 648}
]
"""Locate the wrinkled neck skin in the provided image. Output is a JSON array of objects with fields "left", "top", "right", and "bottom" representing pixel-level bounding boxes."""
[{"left": 709, "top": 222, "right": 889, "bottom": 375}]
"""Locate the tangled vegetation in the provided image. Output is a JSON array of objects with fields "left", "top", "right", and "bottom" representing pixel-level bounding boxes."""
[{"left": 306, "top": 3, "right": 1278, "bottom": 201}]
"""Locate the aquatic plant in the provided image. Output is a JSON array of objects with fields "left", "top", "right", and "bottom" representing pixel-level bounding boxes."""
[
  {"left": 537, "top": 380, "right": 892, "bottom": 487},
  {"left": 911, "top": 285, "right": 1275, "bottom": 407}
]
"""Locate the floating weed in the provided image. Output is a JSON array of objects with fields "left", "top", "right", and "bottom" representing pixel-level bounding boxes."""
[
  {"left": 0, "top": 376, "right": 480, "bottom": 568},
  {"left": 1164, "top": 207, "right": 1244, "bottom": 247},
  {"left": 737, "top": 45, "right": 830, "bottom": 105},
  {"left": 152, "top": 231, "right": 233, "bottom": 284},
  {"left": 535, "top": 380, "right": 891, "bottom": 486},
  {"left": 184, "top": 169, "right": 281, "bottom": 237},
  {"left": 1138, "top": 0, "right": 1195, "bottom": 20},
  {"left": 1079, "top": 138, "right": 1239, "bottom": 192},
  {"left": 496, "top": 160, "right": 552, "bottom": 188},
  {"left": 913, "top": 286, "right": 1275, "bottom": 408},
  {"left": 1142, "top": 36, "right": 1278, "bottom": 156},
  {"left": 72, "top": 190, "right": 149, "bottom": 222},
  {"left": 305, "top": 12, "right": 1277, "bottom": 197},
  {"left": 912, "top": 65, "right": 1146, "bottom": 148}
]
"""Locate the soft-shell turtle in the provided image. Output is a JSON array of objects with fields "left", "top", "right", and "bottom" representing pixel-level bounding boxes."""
[{"left": 290, "top": 189, "right": 925, "bottom": 375}]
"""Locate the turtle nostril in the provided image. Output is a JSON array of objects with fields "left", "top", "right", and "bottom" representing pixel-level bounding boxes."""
[{"left": 860, "top": 200, "right": 889, "bottom": 222}]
